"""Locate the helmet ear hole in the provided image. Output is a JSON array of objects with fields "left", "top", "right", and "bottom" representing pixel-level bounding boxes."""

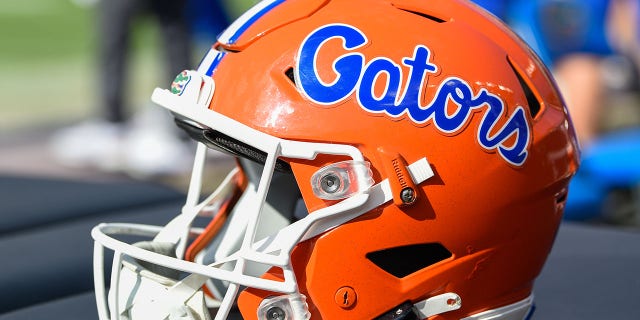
[{"left": 366, "top": 243, "right": 452, "bottom": 278}]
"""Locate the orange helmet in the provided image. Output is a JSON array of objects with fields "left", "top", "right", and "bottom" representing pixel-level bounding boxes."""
[{"left": 92, "top": 0, "right": 579, "bottom": 319}]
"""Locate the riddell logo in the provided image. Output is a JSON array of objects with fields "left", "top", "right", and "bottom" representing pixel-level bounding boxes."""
[{"left": 295, "top": 23, "right": 531, "bottom": 166}]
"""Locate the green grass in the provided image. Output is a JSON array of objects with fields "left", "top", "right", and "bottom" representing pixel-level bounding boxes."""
[
  {"left": 0, "top": 0, "right": 258, "bottom": 132},
  {"left": 0, "top": 0, "right": 92, "bottom": 62},
  {"left": 0, "top": 0, "right": 114, "bottom": 131},
  {"left": 0, "top": 1, "right": 91, "bottom": 129},
  {"left": 223, "top": 0, "right": 259, "bottom": 18}
]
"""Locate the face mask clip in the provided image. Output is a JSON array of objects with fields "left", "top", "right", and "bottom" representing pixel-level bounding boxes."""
[{"left": 311, "top": 160, "right": 374, "bottom": 200}]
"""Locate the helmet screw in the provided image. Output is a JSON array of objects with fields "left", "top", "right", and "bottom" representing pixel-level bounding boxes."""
[
  {"left": 400, "top": 187, "right": 416, "bottom": 204},
  {"left": 265, "top": 306, "right": 286, "bottom": 320},
  {"left": 335, "top": 286, "right": 357, "bottom": 309},
  {"left": 320, "top": 172, "right": 341, "bottom": 194}
]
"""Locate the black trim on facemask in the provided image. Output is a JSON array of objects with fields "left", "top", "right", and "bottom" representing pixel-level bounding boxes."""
[{"left": 174, "top": 116, "right": 292, "bottom": 173}]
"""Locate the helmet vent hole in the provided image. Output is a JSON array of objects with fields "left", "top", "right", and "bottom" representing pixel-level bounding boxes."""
[
  {"left": 285, "top": 67, "right": 296, "bottom": 85},
  {"left": 555, "top": 188, "right": 568, "bottom": 204},
  {"left": 366, "top": 243, "right": 452, "bottom": 278},
  {"left": 395, "top": 8, "right": 446, "bottom": 23},
  {"left": 508, "top": 57, "right": 542, "bottom": 119}
]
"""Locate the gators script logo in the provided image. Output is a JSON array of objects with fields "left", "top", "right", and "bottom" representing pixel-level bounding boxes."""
[{"left": 295, "top": 24, "right": 531, "bottom": 166}]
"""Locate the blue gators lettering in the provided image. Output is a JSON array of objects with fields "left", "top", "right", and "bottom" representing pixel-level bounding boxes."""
[
  {"left": 295, "top": 23, "right": 531, "bottom": 166},
  {"left": 296, "top": 24, "right": 367, "bottom": 104}
]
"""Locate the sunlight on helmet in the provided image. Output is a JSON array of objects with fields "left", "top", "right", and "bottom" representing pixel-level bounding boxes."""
[
  {"left": 310, "top": 161, "right": 374, "bottom": 200},
  {"left": 91, "top": 0, "right": 581, "bottom": 319}
]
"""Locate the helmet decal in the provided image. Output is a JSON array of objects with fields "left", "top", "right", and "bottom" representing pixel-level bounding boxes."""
[
  {"left": 170, "top": 71, "right": 192, "bottom": 96},
  {"left": 296, "top": 23, "right": 531, "bottom": 166}
]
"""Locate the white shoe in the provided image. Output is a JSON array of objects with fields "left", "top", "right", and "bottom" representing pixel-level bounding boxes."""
[
  {"left": 123, "top": 126, "right": 193, "bottom": 178},
  {"left": 122, "top": 107, "right": 194, "bottom": 177},
  {"left": 49, "top": 120, "right": 127, "bottom": 171},
  {"left": 50, "top": 111, "right": 195, "bottom": 177}
]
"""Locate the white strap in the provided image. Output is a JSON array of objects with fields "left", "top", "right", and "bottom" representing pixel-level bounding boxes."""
[{"left": 414, "top": 292, "right": 461, "bottom": 318}]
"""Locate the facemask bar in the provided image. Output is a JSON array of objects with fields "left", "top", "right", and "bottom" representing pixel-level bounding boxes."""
[
  {"left": 153, "top": 143, "right": 238, "bottom": 261},
  {"left": 92, "top": 73, "right": 437, "bottom": 320},
  {"left": 93, "top": 83, "right": 374, "bottom": 320},
  {"left": 92, "top": 150, "right": 364, "bottom": 320},
  {"left": 92, "top": 155, "right": 434, "bottom": 320},
  {"left": 93, "top": 154, "right": 434, "bottom": 320}
]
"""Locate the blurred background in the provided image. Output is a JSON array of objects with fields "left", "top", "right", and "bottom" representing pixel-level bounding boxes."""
[
  {"left": 471, "top": 0, "right": 640, "bottom": 227},
  {"left": 1, "top": 0, "right": 640, "bottom": 225},
  {"left": 0, "top": 1, "right": 639, "bottom": 319},
  {"left": 0, "top": 0, "right": 254, "bottom": 184}
]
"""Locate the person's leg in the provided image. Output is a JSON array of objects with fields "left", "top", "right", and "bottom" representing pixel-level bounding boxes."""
[
  {"left": 152, "top": 0, "right": 192, "bottom": 79},
  {"left": 554, "top": 54, "right": 605, "bottom": 147},
  {"left": 97, "top": 0, "right": 141, "bottom": 123}
]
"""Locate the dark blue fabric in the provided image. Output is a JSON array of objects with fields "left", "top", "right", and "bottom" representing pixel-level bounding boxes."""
[
  {"left": 471, "top": 0, "right": 509, "bottom": 19},
  {"left": 186, "top": 0, "right": 230, "bottom": 42},
  {"left": 534, "top": 223, "right": 640, "bottom": 319},
  {"left": 0, "top": 292, "right": 98, "bottom": 320},
  {"left": 0, "top": 175, "right": 183, "bottom": 236},
  {"left": 0, "top": 201, "right": 182, "bottom": 314},
  {"left": 581, "top": 129, "right": 640, "bottom": 187},
  {"left": 1, "top": 177, "right": 638, "bottom": 319},
  {"left": 0, "top": 176, "right": 184, "bottom": 314},
  {"left": 0, "top": 291, "right": 244, "bottom": 320},
  {"left": 472, "top": 0, "right": 615, "bottom": 66},
  {"left": 512, "top": 0, "right": 613, "bottom": 63},
  {"left": 564, "top": 128, "right": 640, "bottom": 220}
]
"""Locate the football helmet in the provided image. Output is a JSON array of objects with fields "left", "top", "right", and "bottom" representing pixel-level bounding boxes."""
[{"left": 92, "top": 0, "right": 580, "bottom": 319}]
